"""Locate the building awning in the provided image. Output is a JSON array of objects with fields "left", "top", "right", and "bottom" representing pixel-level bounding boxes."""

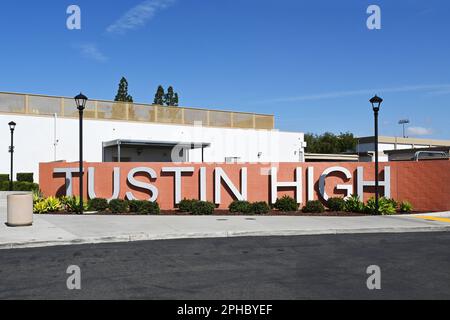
[{"left": 102, "top": 139, "right": 211, "bottom": 149}]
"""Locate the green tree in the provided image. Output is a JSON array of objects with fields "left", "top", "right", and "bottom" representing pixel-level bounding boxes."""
[
  {"left": 164, "top": 86, "right": 179, "bottom": 106},
  {"left": 153, "top": 85, "right": 165, "bottom": 105},
  {"left": 337, "top": 132, "right": 357, "bottom": 153},
  {"left": 113, "top": 77, "right": 133, "bottom": 120},
  {"left": 164, "top": 86, "right": 174, "bottom": 106},
  {"left": 114, "top": 77, "right": 133, "bottom": 102},
  {"left": 304, "top": 132, "right": 357, "bottom": 154}
]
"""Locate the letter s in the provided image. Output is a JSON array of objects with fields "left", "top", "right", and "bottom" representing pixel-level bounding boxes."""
[{"left": 125, "top": 167, "right": 159, "bottom": 202}]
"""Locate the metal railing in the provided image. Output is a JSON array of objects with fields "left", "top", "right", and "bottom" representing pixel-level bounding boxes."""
[{"left": 0, "top": 92, "right": 274, "bottom": 130}]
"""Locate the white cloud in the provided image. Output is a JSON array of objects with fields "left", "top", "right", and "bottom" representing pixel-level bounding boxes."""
[
  {"left": 406, "top": 126, "right": 433, "bottom": 136},
  {"left": 77, "top": 44, "right": 108, "bottom": 62},
  {"left": 252, "top": 84, "right": 450, "bottom": 104},
  {"left": 106, "top": 0, "right": 175, "bottom": 35}
]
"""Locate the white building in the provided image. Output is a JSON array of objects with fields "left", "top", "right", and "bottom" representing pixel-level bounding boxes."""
[
  {"left": 357, "top": 136, "right": 450, "bottom": 162},
  {"left": 0, "top": 92, "right": 306, "bottom": 180}
]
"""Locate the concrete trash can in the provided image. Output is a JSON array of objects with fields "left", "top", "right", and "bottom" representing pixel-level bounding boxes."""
[{"left": 7, "top": 193, "right": 33, "bottom": 227}]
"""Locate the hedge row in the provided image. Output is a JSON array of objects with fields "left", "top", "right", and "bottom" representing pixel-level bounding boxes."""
[
  {"left": 91, "top": 198, "right": 160, "bottom": 215},
  {"left": 32, "top": 195, "right": 413, "bottom": 216},
  {"left": 178, "top": 199, "right": 216, "bottom": 215},
  {"left": 0, "top": 173, "right": 34, "bottom": 183},
  {"left": 0, "top": 181, "right": 39, "bottom": 191}
]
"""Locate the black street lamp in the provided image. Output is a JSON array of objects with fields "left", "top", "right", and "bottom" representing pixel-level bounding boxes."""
[
  {"left": 8, "top": 121, "right": 16, "bottom": 191},
  {"left": 369, "top": 95, "right": 383, "bottom": 214},
  {"left": 74, "top": 93, "right": 88, "bottom": 214}
]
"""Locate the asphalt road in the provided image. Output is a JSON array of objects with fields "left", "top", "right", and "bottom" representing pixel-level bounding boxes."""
[{"left": 0, "top": 232, "right": 449, "bottom": 300}]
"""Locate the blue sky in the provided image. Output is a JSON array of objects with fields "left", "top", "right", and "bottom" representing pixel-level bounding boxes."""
[{"left": 1, "top": 0, "right": 449, "bottom": 139}]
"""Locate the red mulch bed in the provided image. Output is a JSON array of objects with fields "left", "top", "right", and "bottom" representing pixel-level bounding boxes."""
[
  {"left": 35, "top": 210, "right": 425, "bottom": 216},
  {"left": 158, "top": 210, "right": 370, "bottom": 216}
]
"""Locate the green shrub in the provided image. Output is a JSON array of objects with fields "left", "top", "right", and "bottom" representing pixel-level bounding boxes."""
[
  {"left": 229, "top": 200, "right": 252, "bottom": 214},
  {"left": 399, "top": 201, "right": 413, "bottom": 213},
  {"left": 46, "top": 196, "right": 62, "bottom": 212},
  {"left": 365, "top": 197, "right": 397, "bottom": 215},
  {"left": 0, "top": 174, "right": 9, "bottom": 183},
  {"left": 32, "top": 189, "right": 43, "bottom": 204},
  {"left": 385, "top": 198, "right": 398, "bottom": 211},
  {"left": 33, "top": 200, "right": 48, "bottom": 214},
  {"left": 302, "top": 200, "right": 325, "bottom": 213},
  {"left": 0, "top": 181, "right": 39, "bottom": 191},
  {"left": 88, "top": 198, "right": 109, "bottom": 211},
  {"left": 33, "top": 196, "right": 62, "bottom": 214},
  {"left": 178, "top": 199, "right": 198, "bottom": 212},
  {"left": 109, "top": 199, "right": 129, "bottom": 214},
  {"left": 16, "top": 173, "right": 34, "bottom": 183},
  {"left": 60, "top": 196, "right": 88, "bottom": 213},
  {"left": 274, "top": 195, "right": 299, "bottom": 212},
  {"left": 344, "top": 195, "right": 365, "bottom": 213},
  {"left": 191, "top": 201, "right": 215, "bottom": 215},
  {"left": 140, "top": 201, "right": 160, "bottom": 215},
  {"left": 129, "top": 200, "right": 160, "bottom": 215},
  {"left": 327, "top": 197, "right": 346, "bottom": 211},
  {"left": 251, "top": 201, "right": 270, "bottom": 214}
]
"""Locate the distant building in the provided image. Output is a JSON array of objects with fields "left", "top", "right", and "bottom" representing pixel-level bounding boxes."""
[
  {"left": 0, "top": 91, "right": 306, "bottom": 180},
  {"left": 357, "top": 136, "right": 450, "bottom": 162},
  {"left": 384, "top": 146, "right": 450, "bottom": 162}
]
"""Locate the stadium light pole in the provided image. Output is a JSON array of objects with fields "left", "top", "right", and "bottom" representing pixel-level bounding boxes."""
[
  {"left": 398, "top": 119, "right": 410, "bottom": 138},
  {"left": 74, "top": 93, "right": 88, "bottom": 214},
  {"left": 370, "top": 95, "right": 383, "bottom": 214},
  {"left": 8, "top": 121, "right": 16, "bottom": 191}
]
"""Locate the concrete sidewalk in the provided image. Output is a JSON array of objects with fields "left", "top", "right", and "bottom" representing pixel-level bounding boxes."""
[{"left": 1, "top": 202, "right": 450, "bottom": 249}]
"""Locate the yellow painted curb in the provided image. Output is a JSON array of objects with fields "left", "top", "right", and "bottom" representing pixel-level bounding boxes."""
[{"left": 414, "top": 216, "right": 450, "bottom": 223}]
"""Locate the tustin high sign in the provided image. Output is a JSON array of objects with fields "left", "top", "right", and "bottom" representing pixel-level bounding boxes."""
[{"left": 41, "top": 163, "right": 392, "bottom": 209}]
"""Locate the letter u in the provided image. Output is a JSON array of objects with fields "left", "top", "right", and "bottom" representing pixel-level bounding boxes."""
[{"left": 88, "top": 167, "right": 120, "bottom": 200}]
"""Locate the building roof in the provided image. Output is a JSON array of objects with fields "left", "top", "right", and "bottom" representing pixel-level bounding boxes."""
[
  {"left": 304, "top": 153, "right": 359, "bottom": 161},
  {"left": 384, "top": 146, "right": 450, "bottom": 155},
  {"left": 383, "top": 146, "right": 450, "bottom": 161},
  {"left": 103, "top": 139, "right": 211, "bottom": 148},
  {"left": 357, "top": 136, "right": 450, "bottom": 147}
]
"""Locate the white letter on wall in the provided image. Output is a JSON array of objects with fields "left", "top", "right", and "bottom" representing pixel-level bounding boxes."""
[
  {"left": 270, "top": 167, "right": 302, "bottom": 204},
  {"left": 319, "top": 166, "right": 353, "bottom": 201},
  {"left": 88, "top": 167, "right": 120, "bottom": 201},
  {"left": 199, "top": 167, "right": 207, "bottom": 201},
  {"left": 307, "top": 167, "right": 314, "bottom": 201},
  {"left": 161, "top": 167, "right": 195, "bottom": 204},
  {"left": 126, "top": 167, "right": 159, "bottom": 202},
  {"left": 66, "top": 5, "right": 81, "bottom": 30},
  {"left": 53, "top": 167, "right": 80, "bottom": 196},
  {"left": 214, "top": 167, "right": 247, "bottom": 204},
  {"left": 357, "top": 166, "right": 391, "bottom": 199}
]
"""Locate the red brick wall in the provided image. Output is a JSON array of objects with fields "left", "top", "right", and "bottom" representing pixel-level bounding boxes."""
[{"left": 39, "top": 161, "right": 450, "bottom": 212}]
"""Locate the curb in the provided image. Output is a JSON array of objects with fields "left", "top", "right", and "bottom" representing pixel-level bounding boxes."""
[{"left": 1, "top": 225, "right": 450, "bottom": 250}]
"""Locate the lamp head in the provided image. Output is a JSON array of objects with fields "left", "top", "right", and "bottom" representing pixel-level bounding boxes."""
[
  {"left": 8, "top": 121, "right": 16, "bottom": 131},
  {"left": 369, "top": 95, "right": 383, "bottom": 112},
  {"left": 74, "top": 92, "right": 88, "bottom": 111}
]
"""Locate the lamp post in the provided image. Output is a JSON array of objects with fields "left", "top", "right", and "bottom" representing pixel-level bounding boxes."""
[
  {"left": 74, "top": 93, "right": 88, "bottom": 214},
  {"left": 369, "top": 95, "right": 383, "bottom": 214},
  {"left": 8, "top": 121, "right": 16, "bottom": 191}
]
